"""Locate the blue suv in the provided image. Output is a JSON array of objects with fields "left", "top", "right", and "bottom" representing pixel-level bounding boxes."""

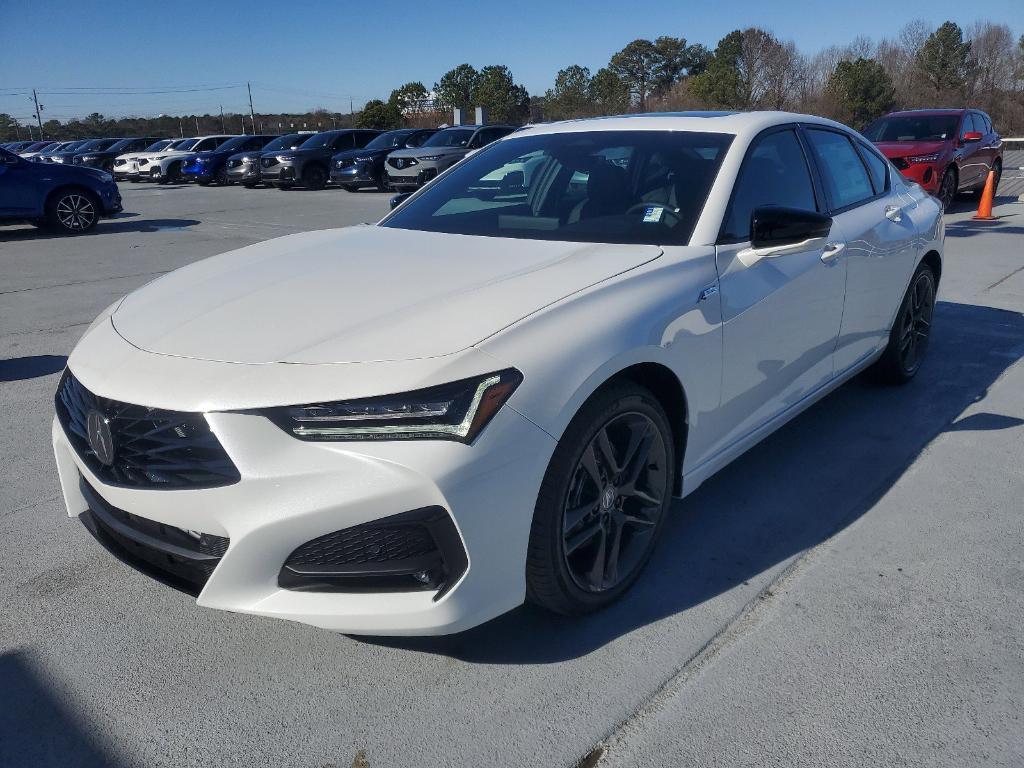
[
  {"left": 0, "top": 145, "right": 122, "bottom": 233},
  {"left": 180, "top": 134, "right": 280, "bottom": 186}
]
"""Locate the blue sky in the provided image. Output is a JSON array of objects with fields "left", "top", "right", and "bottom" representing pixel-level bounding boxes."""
[{"left": 1, "top": 0, "right": 1020, "bottom": 124}]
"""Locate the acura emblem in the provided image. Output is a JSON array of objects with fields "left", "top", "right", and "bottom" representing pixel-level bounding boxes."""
[
  {"left": 395, "top": 158, "right": 405, "bottom": 169},
  {"left": 86, "top": 409, "right": 116, "bottom": 466}
]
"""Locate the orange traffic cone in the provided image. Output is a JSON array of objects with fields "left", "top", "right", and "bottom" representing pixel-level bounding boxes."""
[{"left": 972, "top": 169, "right": 997, "bottom": 221}]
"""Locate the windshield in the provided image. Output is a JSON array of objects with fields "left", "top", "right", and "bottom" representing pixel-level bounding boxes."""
[
  {"left": 299, "top": 132, "right": 341, "bottom": 149},
  {"left": 421, "top": 129, "right": 474, "bottom": 148},
  {"left": 262, "top": 134, "right": 299, "bottom": 151},
  {"left": 107, "top": 139, "right": 136, "bottom": 153},
  {"left": 55, "top": 140, "right": 86, "bottom": 152},
  {"left": 383, "top": 130, "right": 733, "bottom": 246},
  {"left": 364, "top": 130, "right": 414, "bottom": 151},
  {"left": 863, "top": 115, "right": 960, "bottom": 142},
  {"left": 172, "top": 138, "right": 200, "bottom": 151},
  {"left": 143, "top": 140, "right": 173, "bottom": 152},
  {"left": 215, "top": 135, "right": 253, "bottom": 152}
]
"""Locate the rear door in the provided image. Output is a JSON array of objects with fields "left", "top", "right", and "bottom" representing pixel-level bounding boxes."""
[
  {"left": 957, "top": 113, "right": 985, "bottom": 190},
  {"left": 804, "top": 128, "right": 919, "bottom": 373},
  {"left": 710, "top": 126, "right": 847, "bottom": 453}
]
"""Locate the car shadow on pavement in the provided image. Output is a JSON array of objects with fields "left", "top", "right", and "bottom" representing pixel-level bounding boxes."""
[
  {"left": 361, "top": 300, "right": 1024, "bottom": 663},
  {"left": 0, "top": 355, "right": 68, "bottom": 382},
  {"left": 0, "top": 219, "right": 200, "bottom": 241},
  {"left": 0, "top": 652, "right": 129, "bottom": 768}
]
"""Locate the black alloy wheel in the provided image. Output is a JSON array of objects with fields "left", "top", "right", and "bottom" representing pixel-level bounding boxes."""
[
  {"left": 47, "top": 190, "right": 99, "bottom": 233},
  {"left": 378, "top": 167, "right": 391, "bottom": 192},
  {"left": 215, "top": 166, "right": 230, "bottom": 186},
  {"left": 937, "top": 167, "right": 957, "bottom": 211},
  {"left": 527, "top": 384, "right": 675, "bottom": 614}
]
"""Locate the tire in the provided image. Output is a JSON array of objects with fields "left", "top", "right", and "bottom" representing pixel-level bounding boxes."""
[
  {"left": 197, "top": 178, "right": 211, "bottom": 187},
  {"left": 378, "top": 169, "right": 392, "bottom": 193},
  {"left": 871, "top": 262, "right": 936, "bottom": 384},
  {"left": 342, "top": 184, "right": 359, "bottom": 193},
  {"left": 936, "top": 167, "right": 957, "bottom": 211},
  {"left": 991, "top": 159, "right": 1002, "bottom": 195},
  {"left": 242, "top": 183, "right": 257, "bottom": 189},
  {"left": 158, "top": 162, "right": 180, "bottom": 185},
  {"left": 215, "top": 166, "right": 229, "bottom": 186},
  {"left": 45, "top": 188, "right": 100, "bottom": 234},
  {"left": 302, "top": 164, "right": 328, "bottom": 190},
  {"left": 276, "top": 182, "right": 294, "bottom": 190},
  {"left": 526, "top": 383, "right": 676, "bottom": 615}
]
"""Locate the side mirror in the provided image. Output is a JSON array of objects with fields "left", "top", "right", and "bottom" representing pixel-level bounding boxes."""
[
  {"left": 750, "top": 206, "right": 832, "bottom": 250},
  {"left": 389, "top": 192, "right": 413, "bottom": 210},
  {"left": 961, "top": 131, "right": 983, "bottom": 143}
]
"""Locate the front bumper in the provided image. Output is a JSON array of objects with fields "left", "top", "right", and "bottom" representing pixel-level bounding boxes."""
[
  {"left": 98, "top": 183, "right": 123, "bottom": 215},
  {"left": 52, "top": 354, "right": 555, "bottom": 635},
  {"left": 260, "top": 163, "right": 297, "bottom": 184},
  {"left": 893, "top": 162, "right": 942, "bottom": 193},
  {"left": 226, "top": 163, "right": 260, "bottom": 183},
  {"left": 330, "top": 162, "right": 376, "bottom": 186},
  {"left": 181, "top": 161, "right": 214, "bottom": 180}
]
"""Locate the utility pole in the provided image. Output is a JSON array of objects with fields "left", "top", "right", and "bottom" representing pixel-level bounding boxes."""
[
  {"left": 240, "top": 116, "right": 244, "bottom": 133},
  {"left": 195, "top": 116, "right": 200, "bottom": 134},
  {"left": 32, "top": 89, "right": 44, "bottom": 136},
  {"left": 178, "top": 118, "right": 183, "bottom": 138},
  {"left": 220, "top": 105, "right": 225, "bottom": 133},
  {"left": 247, "top": 82, "right": 257, "bottom": 136}
]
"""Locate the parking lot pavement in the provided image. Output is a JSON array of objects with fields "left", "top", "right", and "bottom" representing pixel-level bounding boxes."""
[{"left": 1, "top": 183, "right": 1022, "bottom": 768}]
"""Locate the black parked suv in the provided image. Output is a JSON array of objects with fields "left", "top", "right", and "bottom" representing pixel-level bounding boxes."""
[
  {"left": 260, "top": 129, "right": 380, "bottom": 190},
  {"left": 48, "top": 138, "right": 120, "bottom": 165},
  {"left": 225, "top": 133, "right": 310, "bottom": 187},
  {"left": 73, "top": 137, "right": 167, "bottom": 171},
  {"left": 330, "top": 128, "right": 438, "bottom": 192},
  {"left": 385, "top": 124, "right": 516, "bottom": 191}
]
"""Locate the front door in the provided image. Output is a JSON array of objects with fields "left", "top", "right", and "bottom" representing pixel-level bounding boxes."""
[
  {"left": 0, "top": 151, "right": 38, "bottom": 215},
  {"left": 709, "top": 127, "right": 847, "bottom": 455}
]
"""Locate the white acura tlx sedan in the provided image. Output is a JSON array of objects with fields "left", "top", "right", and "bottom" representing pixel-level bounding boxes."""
[{"left": 53, "top": 112, "right": 943, "bottom": 635}]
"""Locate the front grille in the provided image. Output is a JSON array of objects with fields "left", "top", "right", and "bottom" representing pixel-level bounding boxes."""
[
  {"left": 387, "top": 157, "right": 418, "bottom": 170},
  {"left": 227, "top": 158, "right": 241, "bottom": 168},
  {"left": 114, "top": 159, "right": 126, "bottom": 167},
  {"left": 79, "top": 478, "right": 229, "bottom": 595},
  {"left": 388, "top": 175, "right": 420, "bottom": 185},
  {"left": 891, "top": 157, "right": 909, "bottom": 170},
  {"left": 279, "top": 507, "right": 468, "bottom": 598},
  {"left": 55, "top": 371, "right": 240, "bottom": 489},
  {"left": 261, "top": 156, "right": 279, "bottom": 168},
  {"left": 335, "top": 158, "right": 354, "bottom": 169},
  {"left": 137, "top": 158, "right": 149, "bottom": 166}
]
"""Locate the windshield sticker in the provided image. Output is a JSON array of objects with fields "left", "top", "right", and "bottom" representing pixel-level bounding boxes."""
[{"left": 642, "top": 206, "right": 664, "bottom": 223}]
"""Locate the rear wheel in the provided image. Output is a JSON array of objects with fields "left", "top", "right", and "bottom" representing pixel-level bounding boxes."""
[
  {"left": 378, "top": 169, "right": 392, "bottom": 192},
  {"left": 46, "top": 189, "right": 99, "bottom": 234},
  {"left": 342, "top": 184, "right": 359, "bottom": 193},
  {"left": 157, "top": 162, "right": 180, "bottom": 185},
  {"left": 871, "top": 262, "right": 936, "bottom": 384},
  {"left": 215, "top": 166, "right": 230, "bottom": 186},
  {"left": 526, "top": 383, "right": 675, "bottom": 615},
  {"left": 302, "top": 164, "right": 327, "bottom": 190}
]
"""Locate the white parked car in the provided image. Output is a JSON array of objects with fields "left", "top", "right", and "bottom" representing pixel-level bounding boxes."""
[
  {"left": 136, "top": 135, "right": 234, "bottom": 183},
  {"left": 53, "top": 112, "right": 942, "bottom": 635},
  {"left": 113, "top": 138, "right": 177, "bottom": 181}
]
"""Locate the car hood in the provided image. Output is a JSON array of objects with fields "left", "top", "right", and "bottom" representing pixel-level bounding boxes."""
[
  {"left": 334, "top": 147, "right": 384, "bottom": 161},
  {"left": 875, "top": 140, "right": 949, "bottom": 158},
  {"left": 389, "top": 145, "right": 465, "bottom": 159},
  {"left": 276, "top": 147, "right": 328, "bottom": 159},
  {"left": 111, "top": 226, "right": 662, "bottom": 364}
]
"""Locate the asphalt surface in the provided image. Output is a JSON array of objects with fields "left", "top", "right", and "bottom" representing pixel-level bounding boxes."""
[{"left": 1, "top": 164, "right": 1023, "bottom": 768}]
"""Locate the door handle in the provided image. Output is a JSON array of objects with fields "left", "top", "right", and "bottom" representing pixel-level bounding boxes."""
[
  {"left": 820, "top": 242, "right": 845, "bottom": 264},
  {"left": 885, "top": 205, "right": 903, "bottom": 223}
]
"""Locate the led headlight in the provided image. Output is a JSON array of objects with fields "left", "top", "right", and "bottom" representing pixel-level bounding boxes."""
[
  {"left": 265, "top": 369, "right": 523, "bottom": 443},
  {"left": 908, "top": 154, "right": 940, "bottom": 164}
]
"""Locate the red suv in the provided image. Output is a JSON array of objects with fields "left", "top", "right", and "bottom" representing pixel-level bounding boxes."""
[{"left": 864, "top": 109, "right": 1003, "bottom": 210}]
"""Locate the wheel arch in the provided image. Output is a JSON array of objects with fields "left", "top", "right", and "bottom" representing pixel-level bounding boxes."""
[
  {"left": 44, "top": 183, "right": 99, "bottom": 211},
  {"left": 563, "top": 360, "right": 689, "bottom": 497},
  {"left": 921, "top": 249, "right": 942, "bottom": 286}
]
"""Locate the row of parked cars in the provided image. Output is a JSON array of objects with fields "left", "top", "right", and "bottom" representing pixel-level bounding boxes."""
[
  {"left": 2, "top": 124, "right": 518, "bottom": 194},
  {"left": 0, "top": 107, "right": 1003, "bottom": 235}
]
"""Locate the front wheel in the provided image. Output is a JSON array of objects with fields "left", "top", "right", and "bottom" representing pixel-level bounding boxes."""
[
  {"left": 302, "top": 165, "right": 327, "bottom": 190},
  {"left": 526, "top": 383, "right": 675, "bottom": 615},
  {"left": 215, "top": 167, "right": 229, "bottom": 186},
  {"left": 46, "top": 189, "right": 99, "bottom": 234},
  {"left": 937, "top": 167, "right": 957, "bottom": 211},
  {"left": 872, "top": 262, "right": 936, "bottom": 384}
]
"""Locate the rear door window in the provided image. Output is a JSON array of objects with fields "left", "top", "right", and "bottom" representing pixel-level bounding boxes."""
[
  {"left": 804, "top": 129, "right": 875, "bottom": 211},
  {"left": 856, "top": 141, "right": 889, "bottom": 196},
  {"left": 721, "top": 129, "right": 817, "bottom": 241}
]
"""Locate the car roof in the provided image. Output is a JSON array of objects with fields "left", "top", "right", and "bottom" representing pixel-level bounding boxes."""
[
  {"left": 512, "top": 111, "right": 852, "bottom": 140},
  {"left": 883, "top": 109, "right": 970, "bottom": 117}
]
